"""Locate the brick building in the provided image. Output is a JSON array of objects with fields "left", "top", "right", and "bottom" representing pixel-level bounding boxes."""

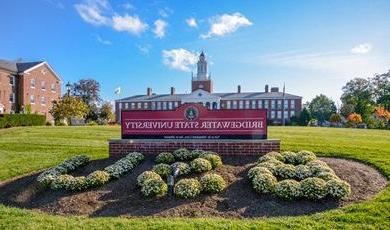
[
  {"left": 0, "top": 59, "right": 62, "bottom": 120},
  {"left": 115, "top": 52, "right": 302, "bottom": 124}
]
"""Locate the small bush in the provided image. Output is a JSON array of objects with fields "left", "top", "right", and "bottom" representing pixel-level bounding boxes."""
[
  {"left": 152, "top": 163, "right": 172, "bottom": 178},
  {"left": 50, "top": 174, "right": 74, "bottom": 190},
  {"left": 295, "top": 150, "right": 317, "bottom": 164},
  {"left": 104, "top": 152, "right": 144, "bottom": 178},
  {"left": 200, "top": 173, "right": 226, "bottom": 193},
  {"left": 173, "top": 148, "right": 192, "bottom": 161},
  {"left": 274, "top": 179, "right": 302, "bottom": 200},
  {"left": 190, "top": 158, "right": 212, "bottom": 173},
  {"left": 258, "top": 152, "right": 284, "bottom": 163},
  {"left": 86, "top": 170, "right": 110, "bottom": 187},
  {"left": 300, "top": 177, "right": 327, "bottom": 200},
  {"left": 199, "top": 153, "right": 222, "bottom": 169},
  {"left": 141, "top": 178, "right": 168, "bottom": 197},
  {"left": 281, "top": 151, "right": 298, "bottom": 164},
  {"left": 275, "top": 164, "right": 296, "bottom": 179},
  {"left": 309, "top": 163, "right": 334, "bottom": 177},
  {"left": 252, "top": 173, "right": 277, "bottom": 194},
  {"left": 295, "top": 165, "right": 312, "bottom": 180},
  {"left": 171, "top": 162, "right": 191, "bottom": 176},
  {"left": 174, "top": 178, "right": 201, "bottom": 199},
  {"left": 326, "top": 179, "right": 351, "bottom": 199},
  {"left": 155, "top": 152, "right": 175, "bottom": 164},
  {"left": 0, "top": 114, "right": 46, "bottom": 128},
  {"left": 317, "top": 171, "right": 339, "bottom": 181},
  {"left": 70, "top": 176, "right": 88, "bottom": 191},
  {"left": 256, "top": 159, "right": 283, "bottom": 174},
  {"left": 137, "top": 171, "right": 162, "bottom": 186},
  {"left": 191, "top": 149, "right": 205, "bottom": 159},
  {"left": 248, "top": 166, "right": 273, "bottom": 180}
]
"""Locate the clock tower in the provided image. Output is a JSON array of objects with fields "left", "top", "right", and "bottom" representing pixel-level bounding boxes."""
[{"left": 192, "top": 52, "right": 213, "bottom": 93}]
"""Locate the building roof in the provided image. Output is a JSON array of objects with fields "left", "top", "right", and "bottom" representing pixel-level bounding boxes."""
[
  {"left": 0, "top": 59, "right": 18, "bottom": 72},
  {"left": 16, "top": 61, "right": 44, "bottom": 72},
  {"left": 118, "top": 91, "right": 301, "bottom": 102},
  {"left": 0, "top": 59, "right": 61, "bottom": 81}
]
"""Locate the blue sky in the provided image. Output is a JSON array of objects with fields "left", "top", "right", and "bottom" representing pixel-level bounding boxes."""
[{"left": 1, "top": 0, "right": 389, "bottom": 105}]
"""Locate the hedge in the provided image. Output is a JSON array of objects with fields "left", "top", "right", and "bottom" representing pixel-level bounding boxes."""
[{"left": 0, "top": 114, "right": 46, "bottom": 128}]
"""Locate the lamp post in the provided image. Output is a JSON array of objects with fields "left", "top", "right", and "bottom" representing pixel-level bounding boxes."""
[{"left": 65, "top": 82, "right": 72, "bottom": 96}]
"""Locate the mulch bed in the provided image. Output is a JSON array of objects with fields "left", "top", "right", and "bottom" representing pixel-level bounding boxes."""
[{"left": 0, "top": 156, "right": 387, "bottom": 218}]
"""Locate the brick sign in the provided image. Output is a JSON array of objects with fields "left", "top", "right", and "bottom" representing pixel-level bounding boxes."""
[{"left": 121, "top": 103, "right": 267, "bottom": 139}]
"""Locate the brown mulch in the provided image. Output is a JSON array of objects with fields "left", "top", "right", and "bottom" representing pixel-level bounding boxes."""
[{"left": 0, "top": 156, "right": 387, "bottom": 218}]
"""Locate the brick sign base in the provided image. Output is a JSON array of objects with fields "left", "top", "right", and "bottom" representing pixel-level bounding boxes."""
[{"left": 109, "top": 139, "right": 280, "bottom": 157}]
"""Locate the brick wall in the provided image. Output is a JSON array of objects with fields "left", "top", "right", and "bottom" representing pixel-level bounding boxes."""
[
  {"left": 0, "top": 70, "right": 16, "bottom": 113},
  {"left": 109, "top": 139, "right": 280, "bottom": 157}
]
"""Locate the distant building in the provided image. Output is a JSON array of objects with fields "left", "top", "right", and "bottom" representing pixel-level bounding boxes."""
[
  {"left": 116, "top": 52, "right": 302, "bottom": 124},
  {"left": 0, "top": 59, "right": 62, "bottom": 120}
]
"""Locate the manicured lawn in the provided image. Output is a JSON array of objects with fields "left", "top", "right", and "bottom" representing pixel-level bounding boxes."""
[{"left": 0, "top": 126, "right": 389, "bottom": 229}]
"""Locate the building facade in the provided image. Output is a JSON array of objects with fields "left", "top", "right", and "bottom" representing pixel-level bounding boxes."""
[
  {"left": 0, "top": 60, "right": 62, "bottom": 120},
  {"left": 115, "top": 52, "right": 302, "bottom": 124}
]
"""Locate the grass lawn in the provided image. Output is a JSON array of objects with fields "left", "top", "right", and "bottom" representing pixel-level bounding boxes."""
[{"left": 0, "top": 126, "right": 389, "bottom": 229}]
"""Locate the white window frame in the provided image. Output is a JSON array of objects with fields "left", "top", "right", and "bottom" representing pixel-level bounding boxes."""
[
  {"left": 271, "top": 100, "right": 276, "bottom": 109},
  {"left": 245, "top": 100, "right": 250, "bottom": 109},
  {"left": 291, "top": 100, "right": 295, "bottom": 109},
  {"left": 232, "top": 100, "right": 237, "bottom": 109},
  {"left": 30, "top": 95, "right": 35, "bottom": 104},
  {"left": 264, "top": 100, "right": 269, "bottom": 109},
  {"left": 9, "top": 76, "right": 15, "bottom": 85},
  {"left": 277, "top": 111, "right": 282, "bottom": 119},
  {"left": 51, "top": 83, "right": 55, "bottom": 92},
  {"left": 31, "top": 79, "right": 36, "bottom": 88},
  {"left": 226, "top": 101, "right": 231, "bottom": 109},
  {"left": 143, "top": 102, "right": 148, "bottom": 109},
  {"left": 290, "top": 110, "right": 295, "bottom": 117},
  {"left": 251, "top": 100, "right": 256, "bottom": 109},
  {"left": 239, "top": 100, "right": 244, "bottom": 109},
  {"left": 156, "top": 102, "right": 161, "bottom": 110},
  {"left": 41, "top": 81, "right": 46, "bottom": 90},
  {"left": 41, "top": 96, "right": 46, "bottom": 106},
  {"left": 277, "top": 100, "right": 282, "bottom": 109},
  {"left": 9, "top": 93, "right": 15, "bottom": 103}
]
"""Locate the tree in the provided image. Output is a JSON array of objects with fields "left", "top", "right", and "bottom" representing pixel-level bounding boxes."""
[
  {"left": 72, "top": 79, "right": 101, "bottom": 105},
  {"left": 347, "top": 113, "right": 362, "bottom": 124},
  {"left": 340, "top": 103, "right": 355, "bottom": 118},
  {"left": 371, "top": 71, "right": 390, "bottom": 110},
  {"left": 49, "top": 96, "right": 89, "bottom": 123},
  {"left": 99, "top": 102, "right": 114, "bottom": 123},
  {"left": 299, "top": 108, "right": 312, "bottom": 126},
  {"left": 341, "top": 78, "right": 374, "bottom": 121},
  {"left": 329, "top": 113, "right": 342, "bottom": 123},
  {"left": 308, "top": 94, "right": 337, "bottom": 123}
]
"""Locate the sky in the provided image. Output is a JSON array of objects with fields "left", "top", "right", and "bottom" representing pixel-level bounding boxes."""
[{"left": 1, "top": 0, "right": 389, "bottom": 105}]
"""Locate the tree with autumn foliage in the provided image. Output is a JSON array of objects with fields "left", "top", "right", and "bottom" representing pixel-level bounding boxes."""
[
  {"left": 49, "top": 96, "right": 89, "bottom": 124},
  {"left": 347, "top": 113, "right": 362, "bottom": 127}
]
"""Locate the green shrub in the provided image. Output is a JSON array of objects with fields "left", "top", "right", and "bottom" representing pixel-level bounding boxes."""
[
  {"left": 295, "top": 165, "right": 312, "bottom": 180},
  {"left": 275, "top": 164, "right": 296, "bottom": 179},
  {"left": 152, "top": 163, "right": 172, "bottom": 178},
  {"left": 309, "top": 162, "right": 334, "bottom": 177},
  {"left": 199, "top": 153, "right": 222, "bottom": 169},
  {"left": 258, "top": 152, "right": 284, "bottom": 163},
  {"left": 0, "top": 114, "right": 46, "bottom": 128},
  {"left": 104, "top": 152, "right": 144, "bottom": 178},
  {"left": 50, "top": 174, "right": 74, "bottom": 190},
  {"left": 86, "top": 170, "right": 110, "bottom": 187},
  {"left": 171, "top": 162, "right": 191, "bottom": 176},
  {"left": 70, "top": 176, "right": 88, "bottom": 191},
  {"left": 251, "top": 173, "right": 277, "bottom": 194},
  {"left": 295, "top": 150, "right": 317, "bottom": 164},
  {"left": 274, "top": 179, "right": 302, "bottom": 200},
  {"left": 200, "top": 173, "right": 226, "bottom": 193},
  {"left": 300, "top": 177, "right": 327, "bottom": 200},
  {"left": 326, "top": 179, "right": 351, "bottom": 199},
  {"left": 317, "top": 171, "right": 339, "bottom": 181},
  {"left": 155, "top": 152, "right": 175, "bottom": 164},
  {"left": 137, "top": 171, "right": 162, "bottom": 186},
  {"left": 174, "top": 178, "right": 201, "bottom": 199},
  {"left": 256, "top": 159, "right": 283, "bottom": 174},
  {"left": 173, "top": 148, "right": 192, "bottom": 161},
  {"left": 191, "top": 149, "right": 205, "bottom": 159},
  {"left": 247, "top": 166, "right": 273, "bottom": 180},
  {"left": 281, "top": 151, "right": 298, "bottom": 164},
  {"left": 141, "top": 178, "right": 168, "bottom": 197},
  {"left": 190, "top": 158, "right": 212, "bottom": 173}
]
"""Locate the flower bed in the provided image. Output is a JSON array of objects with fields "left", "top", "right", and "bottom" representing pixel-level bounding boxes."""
[
  {"left": 248, "top": 150, "right": 351, "bottom": 200},
  {"left": 37, "top": 152, "right": 144, "bottom": 191}
]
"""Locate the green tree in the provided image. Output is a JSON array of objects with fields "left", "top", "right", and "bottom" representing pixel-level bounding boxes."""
[
  {"left": 308, "top": 94, "right": 337, "bottom": 123},
  {"left": 49, "top": 96, "right": 89, "bottom": 124},
  {"left": 99, "top": 102, "right": 114, "bottom": 123},
  {"left": 341, "top": 78, "right": 374, "bottom": 121},
  {"left": 371, "top": 70, "right": 390, "bottom": 110},
  {"left": 340, "top": 103, "right": 355, "bottom": 118},
  {"left": 71, "top": 79, "right": 101, "bottom": 122},
  {"left": 299, "top": 108, "right": 312, "bottom": 126}
]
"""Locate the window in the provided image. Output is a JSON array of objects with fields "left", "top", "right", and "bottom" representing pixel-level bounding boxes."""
[
  {"left": 284, "top": 111, "right": 288, "bottom": 119},
  {"left": 131, "top": 103, "right": 135, "bottom": 109},
  {"left": 9, "top": 93, "right": 15, "bottom": 103},
  {"left": 156, "top": 102, "right": 161, "bottom": 110},
  {"left": 251, "top": 100, "right": 256, "bottom": 109},
  {"left": 271, "top": 100, "right": 276, "bottom": 109},
  {"left": 257, "top": 100, "right": 262, "bottom": 109},
  {"left": 119, "top": 103, "right": 122, "bottom": 109},
  {"left": 41, "top": 96, "right": 46, "bottom": 105},
  {"left": 137, "top": 102, "right": 141, "bottom": 109},
  {"left": 226, "top": 101, "right": 231, "bottom": 109},
  {"left": 245, "top": 100, "right": 250, "bottom": 109},
  {"left": 9, "top": 76, "right": 15, "bottom": 85},
  {"left": 41, "top": 81, "right": 46, "bottom": 90},
  {"left": 271, "top": 110, "right": 276, "bottom": 119},
  {"left": 232, "top": 100, "right": 237, "bottom": 109},
  {"left": 239, "top": 100, "right": 244, "bottom": 109},
  {"left": 31, "top": 79, "right": 36, "bottom": 88},
  {"left": 277, "top": 111, "right": 282, "bottom": 119},
  {"left": 291, "top": 100, "right": 295, "bottom": 109},
  {"left": 162, "top": 102, "right": 167, "bottom": 110},
  {"left": 125, "top": 103, "right": 129, "bottom": 109},
  {"left": 264, "top": 100, "right": 269, "bottom": 109},
  {"left": 291, "top": 110, "right": 295, "bottom": 117},
  {"left": 30, "top": 95, "right": 35, "bottom": 104},
  {"left": 151, "top": 102, "right": 156, "bottom": 110},
  {"left": 284, "top": 100, "right": 289, "bottom": 109},
  {"left": 144, "top": 102, "right": 148, "bottom": 109},
  {"left": 168, "top": 102, "right": 173, "bottom": 110},
  {"left": 277, "top": 100, "right": 282, "bottom": 109},
  {"left": 51, "top": 83, "right": 55, "bottom": 92}
]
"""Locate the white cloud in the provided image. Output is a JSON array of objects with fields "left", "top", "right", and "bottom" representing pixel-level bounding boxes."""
[
  {"left": 122, "top": 2, "right": 135, "bottom": 10},
  {"left": 351, "top": 43, "right": 373, "bottom": 54},
  {"left": 96, "top": 35, "right": 112, "bottom": 45},
  {"left": 153, "top": 19, "right": 167, "bottom": 38},
  {"left": 162, "top": 49, "right": 198, "bottom": 72},
  {"left": 75, "top": 0, "right": 110, "bottom": 26},
  {"left": 186, "top": 17, "right": 197, "bottom": 28},
  {"left": 201, "top": 12, "right": 252, "bottom": 39},
  {"left": 159, "top": 7, "right": 173, "bottom": 18},
  {"left": 137, "top": 44, "right": 151, "bottom": 55},
  {"left": 112, "top": 14, "right": 148, "bottom": 35}
]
